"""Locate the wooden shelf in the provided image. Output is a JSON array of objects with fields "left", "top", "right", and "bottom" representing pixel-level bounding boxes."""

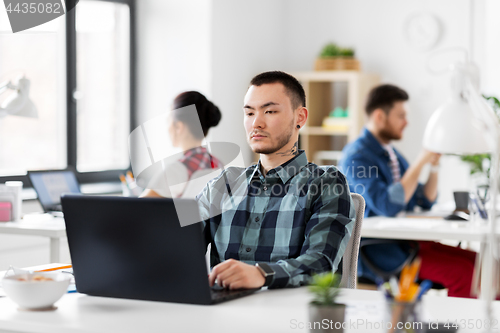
[
  {"left": 294, "top": 70, "right": 380, "bottom": 165},
  {"left": 314, "top": 150, "right": 343, "bottom": 164},
  {"left": 291, "top": 70, "right": 368, "bottom": 81},
  {"left": 300, "top": 126, "right": 349, "bottom": 136}
]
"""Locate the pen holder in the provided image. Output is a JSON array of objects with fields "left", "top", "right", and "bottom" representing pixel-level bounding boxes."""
[
  {"left": 386, "top": 300, "right": 423, "bottom": 333},
  {"left": 121, "top": 182, "right": 131, "bottom": 197},
  {"left": 122, "top": 181, "right": 142, "bottom": 197}
]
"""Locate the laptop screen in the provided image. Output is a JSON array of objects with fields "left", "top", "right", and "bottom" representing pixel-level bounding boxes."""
[{"left": 29, "top": 171, "right": 81, "bottom": 210}]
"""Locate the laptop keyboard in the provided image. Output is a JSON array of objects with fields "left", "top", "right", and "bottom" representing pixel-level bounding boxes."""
[{"left": 210, "top": 285, "right": 258, "bottom": 303}]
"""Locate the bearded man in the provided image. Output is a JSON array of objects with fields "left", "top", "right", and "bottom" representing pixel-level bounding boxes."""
[{"left": 340, "top": 84, "right": 476, "bottom": 298}]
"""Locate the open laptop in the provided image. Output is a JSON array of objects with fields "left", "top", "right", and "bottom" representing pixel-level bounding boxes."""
[
  {"left": 60, "top": 195, "right": 258, "bottom": 305},
  {"left": 28, "top": 170, "right": 81, "bottom": 213}
]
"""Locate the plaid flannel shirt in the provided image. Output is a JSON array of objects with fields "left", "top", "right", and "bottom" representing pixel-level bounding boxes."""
[
  {"left": 179, "top": 146, "right": 223, "bottom": 179},
  {"left": 196, "top": 150, "right": 355, "bottom": 288}
]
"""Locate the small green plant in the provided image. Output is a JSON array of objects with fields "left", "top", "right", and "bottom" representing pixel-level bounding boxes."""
[
  {"left": 319, "top": 43, "right": 340, "bottom": 57},
  {"left": 461, "top": 153, "right": 490, "bottom": 176},
  {"left": 319, "top": 43, "right": 356, "bottom": 58},
  {"left": 460, "top": 95, "right": 500, "bottom": 178},
  {"left": 339, "top": 48, "right": 355, "bottom": 57},
  {"left": 308, "top": 272, "right": 341, "bottom": 307}
]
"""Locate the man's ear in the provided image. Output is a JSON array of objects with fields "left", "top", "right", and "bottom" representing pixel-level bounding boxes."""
[
  {"left": 372, "top": 108, "right": 387, "bottom": 125},
  {"left": 296, "top": 107, "right": 308, "bottom": 128}
]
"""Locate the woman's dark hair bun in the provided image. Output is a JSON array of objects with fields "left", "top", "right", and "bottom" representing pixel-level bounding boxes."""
[
  {"left": 205, "top": 102, "right": 221, "bottom": 128},
  {"left": 172, "top": 91, "right": 222, "bottom": 139}
]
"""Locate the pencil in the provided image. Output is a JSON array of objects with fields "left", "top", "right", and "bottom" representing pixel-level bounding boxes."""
[
  {"left": 119, "top": 174, "right": 128, "bottom": 186},
  {"left": 35, "top": 265, "right": 72, "bottom": 272}
]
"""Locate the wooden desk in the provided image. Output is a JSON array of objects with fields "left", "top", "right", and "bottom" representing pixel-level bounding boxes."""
[{"left": 0, "top": 288, "right": 498, "bottom": 333}]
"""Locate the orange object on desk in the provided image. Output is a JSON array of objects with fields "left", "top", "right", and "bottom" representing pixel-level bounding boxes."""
[
  {"left": 35, "top": 265, "right": 72, "bottom": 272},
  {"left": 397, "top": 258, "right": 421, "bottom": 301}
]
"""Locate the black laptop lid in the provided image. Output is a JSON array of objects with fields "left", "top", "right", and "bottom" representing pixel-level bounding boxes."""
[
  {"left": 29, "top": 170, "right": 81, "bottom": 212},
  {"left": 61, "top": 195, "right": 212, "bottom": 305}
]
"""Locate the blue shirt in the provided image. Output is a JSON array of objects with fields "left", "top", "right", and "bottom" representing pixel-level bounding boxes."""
[
  {"left": 339, "top": 128, "right": 434, "bottom": 280},
  {"left": 197, "top": 150, "right": 355, "bottom": 288},
  {"left": 340, "top": 128, "right": 434, "bottom": 217}
]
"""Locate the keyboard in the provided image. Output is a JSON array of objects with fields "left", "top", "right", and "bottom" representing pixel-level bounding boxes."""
[{"left": 210, "top": 285, "right": 258, "bottom": 303}]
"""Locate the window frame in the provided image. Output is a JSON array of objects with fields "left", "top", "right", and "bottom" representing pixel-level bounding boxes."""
[{"left": 0, "top": 0, "right": 137, "bottom": 185}]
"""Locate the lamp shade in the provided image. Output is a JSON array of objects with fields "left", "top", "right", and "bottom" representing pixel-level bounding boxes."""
[
  {"left": 13, "top": 99, "right": 37, "bottom": 118},
  {"left": 0, "top": 77, "right": 38, "bottom": 118},
  {"left": 423, "top": 97, "right": 491, "bottom": 154}
]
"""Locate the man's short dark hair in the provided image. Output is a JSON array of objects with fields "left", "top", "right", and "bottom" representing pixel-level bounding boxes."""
[
  {"left": 250, "top": 71, "right": 306, "bottom": 110},
  {"left": 365, "top": 84, "right": 409, "bottom": 116}
]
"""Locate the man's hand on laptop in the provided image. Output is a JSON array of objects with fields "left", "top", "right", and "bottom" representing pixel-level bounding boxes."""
[{"left": 208, "top": 259, "right": 265, "bottom": 290}]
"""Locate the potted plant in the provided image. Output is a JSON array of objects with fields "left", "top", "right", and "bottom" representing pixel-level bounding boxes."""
[
  {"left": 315, "top": 43, "right": 359, "bottom": 71},
  {"left": 460, "top": 96, "right": 500, "bottom": 182},
  {"left": 308, "top": 272, "right": 345, "bottom": 332},
  {"left": 458, "top": 96, "right": 500, "bottom": 205}
]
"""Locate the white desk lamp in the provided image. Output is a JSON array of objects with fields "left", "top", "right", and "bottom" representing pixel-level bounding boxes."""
[
  {"left": 423, "top": 61, "right": 499, "bottom": 329},
  {"left": 0, "top": 76, "right": 37, "bottom": 118}
]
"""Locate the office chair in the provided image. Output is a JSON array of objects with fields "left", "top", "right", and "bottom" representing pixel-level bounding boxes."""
[{"left": 339, "top": 193, "right": 365, "bottom": 289}]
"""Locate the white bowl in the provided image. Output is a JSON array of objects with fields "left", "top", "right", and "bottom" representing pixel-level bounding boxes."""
[{"left": 2, "top": 272, "right": 71, "bottom": 310}]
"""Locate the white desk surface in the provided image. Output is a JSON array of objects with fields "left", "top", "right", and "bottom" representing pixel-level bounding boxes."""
[
  {"left": 0, "top": 216, "right": 65, "bottom": 238},
  {"left": 361, "top": 216, "right": 488, "bottom": 242},
  {"left": 1, "top": 210, "right": 485, "bottom": 263},
  {"left": 0, "top": 216, "right": 67, "bottom": 263},
  {"left": 5, "top": 213, "right": 483, "bottom": 242},
  {"left": 0, "top": 288, "right": 498, "bottom": 333}
]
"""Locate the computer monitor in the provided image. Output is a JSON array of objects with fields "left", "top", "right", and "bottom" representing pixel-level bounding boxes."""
[{"left": 28, "top": 170, "right": 81, "bottom": 212}]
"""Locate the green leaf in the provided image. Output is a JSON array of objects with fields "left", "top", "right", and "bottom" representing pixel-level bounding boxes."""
[
  {"left": 460, "top": 154, "right": 490, "bottom": 175},
  {"left": 308, "top": 272, "right": 341, "bottom": 306},
  {"left": 319, "top": 43, "right": 356, "bottom": 58},
  {"left": 339, "top": 48, "right": 355, "bottom": 57},
  {"left": 483, "top": 95, "right": 500, "bottom": 118},
  {"left": 459, "top": 95, "right": 499, "bottom": 178},
  {"left": 319, "top": 43, "right": 340, "bottom": 57}
]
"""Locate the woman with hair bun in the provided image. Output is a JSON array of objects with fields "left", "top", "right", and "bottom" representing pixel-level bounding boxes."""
[{"left": 141, "top": 91, "right": 222, "bottom": 198}]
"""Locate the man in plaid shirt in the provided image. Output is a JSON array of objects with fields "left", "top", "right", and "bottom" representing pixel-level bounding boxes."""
[{"left": 197, "top": 71, "right": 355, "bottom": 289}]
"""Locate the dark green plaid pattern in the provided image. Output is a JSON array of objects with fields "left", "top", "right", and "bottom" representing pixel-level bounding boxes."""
[{"left": 197, "top": 150, "right": 355, "bottom": 288}]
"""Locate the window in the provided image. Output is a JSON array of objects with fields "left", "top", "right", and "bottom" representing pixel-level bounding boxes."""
[
  {"left": 75, "top": 0, "right": 131, "bottom": 172},
  {"left": 0, "top": 13, "right": 67, "bottom": 176},
  {"left": 0, "top": 0, "right": 136, "bottom": 183}
]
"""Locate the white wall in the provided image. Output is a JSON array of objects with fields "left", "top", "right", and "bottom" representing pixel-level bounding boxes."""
[
  {"left": 137, "top": 0, "right": 499, "bottom": 201},
  {"left": 281, "top": 0, "right": 478, "bottom": 201},
  {"left": 481, "top": 0, "right": 500, "bottom": 96},
  {"left": 137, "top": 0, "right": 499, "bottom": 194},
  {"left": 209, "top": 0, "right": 287, "bottom": 164},
  {"left": 136, "top": 0, "right": 212, "bottom": 125},
  {"left": 138, "top": 0, "right": 290, "bottom": 165}
]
